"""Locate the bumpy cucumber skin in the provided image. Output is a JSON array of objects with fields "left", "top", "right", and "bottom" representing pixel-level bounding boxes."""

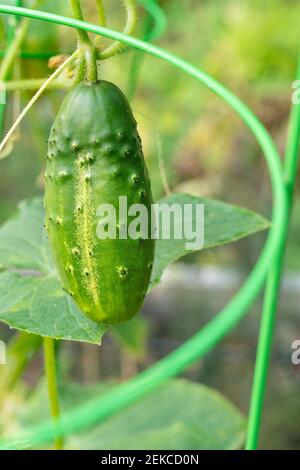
[{"left": 45, "top": 81, "right": 155, "bottom": 324}]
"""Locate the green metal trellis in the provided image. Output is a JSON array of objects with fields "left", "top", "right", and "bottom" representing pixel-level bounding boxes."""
[{"left": 0, "top": 1, "right": 299, "bottom": 451}]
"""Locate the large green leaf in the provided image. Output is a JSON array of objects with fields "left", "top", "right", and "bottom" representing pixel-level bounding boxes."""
[
  {"left": 0, "top": 195, "right": 269, "bottom": 341},
  {"left": 73, "top": 380, "right": 246, "bottom": 450},
  {"left": 0, "top": 271, "right": 105, "bottom": 344},
  {"left": 14, "top": 379, "right": 246, "bottom": 450},
  {"left": 150, "top": 193, "right": 270, "bottom": 286}
]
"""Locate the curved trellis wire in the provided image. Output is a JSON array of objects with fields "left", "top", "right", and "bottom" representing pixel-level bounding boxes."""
[{"left": 0, "top": 2, "right": 298, "bottom": 451}]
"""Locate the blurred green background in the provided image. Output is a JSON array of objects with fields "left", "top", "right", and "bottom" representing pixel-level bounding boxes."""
[{"left": 0, "top": 0, "right": 300, "bottom": 450}]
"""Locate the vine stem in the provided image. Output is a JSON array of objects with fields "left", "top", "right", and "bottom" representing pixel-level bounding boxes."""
[
  {"left": 0, "top": 333, "right": 42, "bottom": 405},
  {"left": 0, "top": 0, "right": 42, "bottom": 81},
  {"left": 0, "top": 51, "right": 77, "bottom": 154},
  {"left": 246, "top": 53, "right": 300, "bottom": 450},
  {"left": 0, "top": 0, "right": 41, "bottom": 139},
  {"left": 0, "top": 16, "right": 28, "bottom": 80},
  {"left": 94, "top": 0, "right": 106, "bottom": 47},
  {"left": 97, "top": 0, "right": 137, "bottom": 60},
  {"left": 43, "top": 337, "right": 63, "bottom": 450},
  {"left": 126, "top": 0, "right": 166, "bottom": 100},
  {"left": 69, "top": 0, "right": 91, "bottom": 45},
  {"left": 96, "top": 0, "right": 106, "bottom": 28},
  {"left": 4, "top": 78, "right": 71, "bottom": 91}
]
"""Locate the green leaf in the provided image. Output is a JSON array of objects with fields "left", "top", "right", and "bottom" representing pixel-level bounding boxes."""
[
  {"left": 72, "top": 380, "right": 246, "bottom": 450},
  {"left": 150, "top": 193, "right": 270, "bottom": 287},
  {"left": 0, "top": 198, "right": 53, "bottom": 274},
  {"left": 15, "top": 379, "right": 246, "bottom": 450},
  {"left": 0, "top": 271, "right": 105, "bottom": 344}
]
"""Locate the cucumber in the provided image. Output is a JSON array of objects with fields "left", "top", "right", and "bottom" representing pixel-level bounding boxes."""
[{"left": 44, "top": 80, "right": 155, "bottom": 324}]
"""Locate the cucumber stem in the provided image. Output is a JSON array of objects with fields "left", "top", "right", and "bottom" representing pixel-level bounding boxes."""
[
  {"left": 82, "top": 43, "right": 98, "bottom": 82},
  {"left": 69, "top": 0, "right": 98, "bottom": 82}
]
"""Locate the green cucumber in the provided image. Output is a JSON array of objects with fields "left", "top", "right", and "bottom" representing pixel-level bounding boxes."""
[{"left": 44, "top": 80, "right": 155, "bottom": 324}]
